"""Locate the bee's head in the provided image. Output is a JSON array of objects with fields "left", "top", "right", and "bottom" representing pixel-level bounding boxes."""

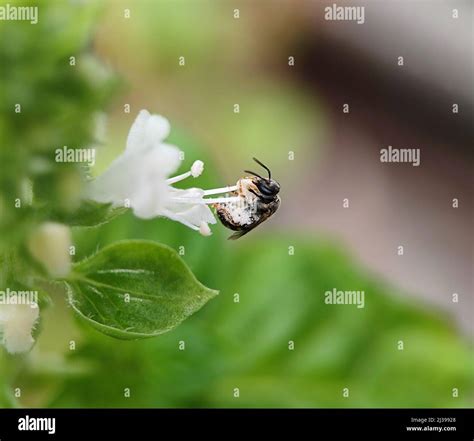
[
  {"left": 255, "top": 178, "right": 280, "bottom": 197},
  {"left": 245, "top": 158, "right": 280, "bottom": 202}
]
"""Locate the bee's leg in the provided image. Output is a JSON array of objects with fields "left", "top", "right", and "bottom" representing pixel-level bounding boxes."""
[{"left": 249, "top": 188, "right": 265, "bottom": 201}]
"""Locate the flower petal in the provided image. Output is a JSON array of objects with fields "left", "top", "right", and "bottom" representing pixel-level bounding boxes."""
[
  {"left": 199, "top": 222, "right": 212, "bottom": 236},
  {"left": 165, "top": 188, "right": 217, "bottom": 228},
  {"left": 88, "top": 141, "right": 181, "bottom": 218},
  {"left": 126, "top": 109, "right": 171, "bottom": 153}
]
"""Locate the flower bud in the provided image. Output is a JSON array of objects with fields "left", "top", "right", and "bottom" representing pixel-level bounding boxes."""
[
  {"left": 0, "top": 302, "right": 39, "bottom": 354},
  {"left": 27, "top": 222, "right": 72, "bottom": 278}
]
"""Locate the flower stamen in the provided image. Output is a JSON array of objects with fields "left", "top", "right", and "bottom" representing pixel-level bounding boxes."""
[
  {"left": 166, "top": 172, "right": 192, "bottom": 185},
  {"left": 166, "top": 160, "right": 204, "bottom": 185},
  {"left": 203, "top": 185, "right": 238, "bottom": 196},
  {"left": 170, "top": 196, "right": 240, "bottom": 205}
]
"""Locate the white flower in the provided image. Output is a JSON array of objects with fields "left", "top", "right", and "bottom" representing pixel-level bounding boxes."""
[
  {"left": 88, "top": 110, "right": 239, "bottom": 235},
  {"left": 0, "top": 302, "right": 39, "bottom": 354}
]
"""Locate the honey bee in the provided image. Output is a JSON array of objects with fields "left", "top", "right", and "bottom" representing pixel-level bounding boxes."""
[{"left": 214, "top": 158, "right": 281, "bottom": 240}]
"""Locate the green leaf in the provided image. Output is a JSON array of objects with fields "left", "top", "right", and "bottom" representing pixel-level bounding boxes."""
[
  {"left": 64, "top": 240, "right": 218, "bottom": 339},
  {"left": 52, "top": 200, "right": 127, "bottom": 227}
]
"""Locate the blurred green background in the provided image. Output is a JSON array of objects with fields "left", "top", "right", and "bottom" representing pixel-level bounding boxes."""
[{"left": 0, "top": 0, "right": 472, "bottom": 408}]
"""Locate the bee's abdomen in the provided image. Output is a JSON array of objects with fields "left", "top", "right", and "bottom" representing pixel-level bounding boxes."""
[{"left": 214, "top": 202, "right": 258, "bottom": 231}]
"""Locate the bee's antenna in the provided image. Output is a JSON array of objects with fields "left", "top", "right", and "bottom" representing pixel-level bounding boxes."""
[
  {"left": 253, "top": 157, "right": 271, "bottom": 180},
  {"left": 244, "top": 169, "right": 264, "bottom": 179}
]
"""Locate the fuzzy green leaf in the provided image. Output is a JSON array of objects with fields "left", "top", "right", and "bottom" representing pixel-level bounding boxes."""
[{"left": 65, "top": 240, "right": 218, "bottom": 339}]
